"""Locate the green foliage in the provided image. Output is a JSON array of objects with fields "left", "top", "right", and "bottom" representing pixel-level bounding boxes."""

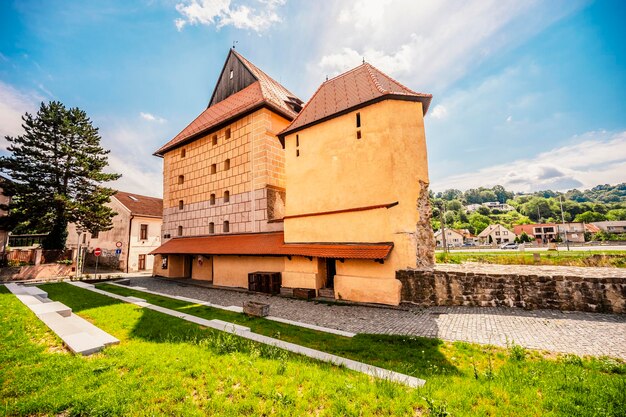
[
  {"left": 574, "top": 210, "right": 607, "bottom": 223},
  {"left": 607, "top": 208, "right": 626, "bottom": 221},
  {"left": 517, "top": 231, "right": 533, "bottom": 243},
  {"left": 0, "top": 101, "right": 121, "bottom": 249}
]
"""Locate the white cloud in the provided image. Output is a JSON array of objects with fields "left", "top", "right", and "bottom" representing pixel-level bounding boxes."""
[
  {"left": 312, "top": 0, "right": 586, "bottom": 91},
  {"left": 140, "top": 112, "right": 166, "bottom": 123},
  {"left": 0, "top": 81, "right": 43, "bottom": 150},
  {"left": 174, "top": 0, "right": 286, "bottom": 32},
  {"left": 432, "top": 130, "right": 626, "bottom": 192},
  {"left": 430, "top": 105, "right": 448, "bottom": 120}
]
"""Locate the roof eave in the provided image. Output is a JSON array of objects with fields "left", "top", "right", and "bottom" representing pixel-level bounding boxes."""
[
  {"left": 277, "top": 94, "right": 432, "bottom": 147},
  {"left": 153, "top": 101, "right": 296, "bottom": 157}
]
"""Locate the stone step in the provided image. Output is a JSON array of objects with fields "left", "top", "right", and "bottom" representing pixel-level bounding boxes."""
[
  {"left": 318, "top": 288, "right": 335, "bottom": 299},
  {"left": 30, "top": 301, "right": 72, "bottom": 317}
]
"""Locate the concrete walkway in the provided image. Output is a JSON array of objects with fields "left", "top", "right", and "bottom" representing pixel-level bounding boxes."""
[
  {"left": 124, "top": 277, "right": 626, "bottom": 360},
  {"left": 69, "top": 281, "right": 424, "bottom": 387}
]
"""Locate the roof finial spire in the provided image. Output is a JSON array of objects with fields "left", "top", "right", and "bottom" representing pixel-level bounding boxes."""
[
  {"left": 362, "top": 57, "right": 365, "bottom": 64},
  {"left": 232, "top": 40, "right": 238, "bottom": 49},
  {"left": 325, "top": 75, "right": 328, "bottom": 81}
]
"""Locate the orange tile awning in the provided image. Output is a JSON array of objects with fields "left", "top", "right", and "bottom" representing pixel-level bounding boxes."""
[{"left": 150, "top": 232, "right": 393, "bottom": 260}]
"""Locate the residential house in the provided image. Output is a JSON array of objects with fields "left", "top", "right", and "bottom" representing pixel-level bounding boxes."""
[
  {"left": 434, "top": 229, "right": 464, "bottom": 247},
  {"left": 478, "top": 224, "right": 515, "bottom": 245},
  {"left": 514, "top": 223, "right": 558, "bottom": 244},
  {"left": 483, "top": 202, "right": 515, "bottom": 211},
  {"left": 557, "top": 222, "right": 586, "bottom": 243},
  {"left": 68, "top": 191, "right": 163, "bottom": 272},
  {"left": 0, "top": 175, "right": 11, "bottom": 252},
  {"left": 150, "top": 49, "right": 434, "bottom": 305},
  {"left": 592, "top": 221, "right": 626, "bottom": 234}
]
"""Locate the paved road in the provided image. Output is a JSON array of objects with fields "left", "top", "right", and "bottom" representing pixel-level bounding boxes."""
[
  {"left": 126, "top": 277, "right": 626, "bottom": 360},
  {"left": 439, "top": 244, "right": 625, "bottom": 253}
]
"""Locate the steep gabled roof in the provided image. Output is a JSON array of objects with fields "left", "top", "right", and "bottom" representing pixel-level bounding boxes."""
[
  {"left": 154, "top": 49, "right": 301, "bottom": 157},
  {"left": 278, "top": 62, "right": 432, "bottom": 141},
  {"left": 113, "top": 191, "right": 163, "bottom": 218}
]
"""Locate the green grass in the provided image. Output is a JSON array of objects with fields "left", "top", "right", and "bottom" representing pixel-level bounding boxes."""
[
  {"left": 436, "top": 250, "right": 626, "bottom": 267},
  {"left": 2, "top": 283, "right": 625, "bottom": 416}
]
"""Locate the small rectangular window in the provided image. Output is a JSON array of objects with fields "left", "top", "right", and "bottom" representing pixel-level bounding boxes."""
[
  {"left": 177, "top": 226, "right": 183, "bottom": 236},
  {"left": 357, "top": 130, "right": 362, "bottom": 139},
  {"left": 209, "top": 222, "right": 214, "bottom": 234},
  {"left": 178, "top": 200, "right": 184, "bottom": 210},
  {"left": 211, "top": 164, "right": 216, "bottom": 174},
  {"left": 181, "top": 148, "right": 186, "bottom": 158},
  {"left": 356, "top": 112, "right": 361, "bottom": 127},
  {"left": 210, "top": 194, "right": 216, "bottom": 205},
  {"left": 223, "top": 221, "right": 229, "bottom": 233},
  {"left": 224, "top": 190, "right": 230, "bottom": 203},
  {"left": 178, "top": 175, "right": 184, "bottom": 184},
  {"left": 224, "top": 159, "right": 230, "bottom": 170},
  {"left": 229, "top": 69, "right": 234, "bottom": 79},
  {"left": 212, "top": 135, "right": 218, "bottom": 146},
  {"left": 140, "top": 224, "right": 148, "bottom": 240},
  {"left": 296, "top": 149, "right": 300, "bottom": 157},
  {"left": 225, "top": 128, "right": 231, "bottom": 139}
]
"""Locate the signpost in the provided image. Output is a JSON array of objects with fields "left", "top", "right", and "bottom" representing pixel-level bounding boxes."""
[{"left": 94, "top": 248, "right": 102, "bottom": 280}]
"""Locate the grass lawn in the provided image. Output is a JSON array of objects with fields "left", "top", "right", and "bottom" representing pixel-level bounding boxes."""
[
  {"left": 1, "top": 283, "right": 624, "bottom": 416},
  {"left": 436, "top": 250, "right": 626, "bottom": 267}
]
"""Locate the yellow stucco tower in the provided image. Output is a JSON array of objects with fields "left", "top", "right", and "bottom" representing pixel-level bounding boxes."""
[{"left": 152, "top": 51, "right": 434, "bottom": 306}]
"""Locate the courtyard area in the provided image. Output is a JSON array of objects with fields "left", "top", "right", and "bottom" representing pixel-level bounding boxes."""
[{"left": 125, "top": 276, "right": 626, "bottom": 360}]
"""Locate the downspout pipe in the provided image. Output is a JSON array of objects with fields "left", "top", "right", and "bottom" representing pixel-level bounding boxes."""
[{"left": 126, "top": 215, "right": 134, "bottom": 273}]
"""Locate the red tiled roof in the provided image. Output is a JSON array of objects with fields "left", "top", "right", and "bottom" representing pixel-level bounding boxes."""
[
  {"left": 114, "top": 191, "right": 163, "bottom": 218},
  {"left": 279, "top": 62, "right": 432, "bottom": 138},
  {"left": 155, "top": 50, "right": 300, "bottom": 156},
  {"left": 150, "top": 231, "right": 393, "bottom": 260}
]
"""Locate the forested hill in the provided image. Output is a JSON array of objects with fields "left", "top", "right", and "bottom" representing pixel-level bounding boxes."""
[{"left": 430, "top": 183, "right": 626, "bottom": 235}]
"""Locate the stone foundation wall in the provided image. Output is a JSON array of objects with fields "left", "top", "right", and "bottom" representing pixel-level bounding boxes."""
[{"left": 397, "top": 269, "right": 626, "bottom": 313}]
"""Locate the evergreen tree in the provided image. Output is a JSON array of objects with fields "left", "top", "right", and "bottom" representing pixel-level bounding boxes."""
[{"left": 0, "top": 101, "right": 121, "bottom": 249}]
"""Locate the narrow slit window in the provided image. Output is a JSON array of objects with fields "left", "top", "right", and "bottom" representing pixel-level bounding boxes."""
[
  {"left": 177, "top": 226, "right": 183, "bottom": 237},
  {"left": 223, "top": 190, "right": 230, "bottom": 203},
  {"left": 211, "top": 164, "right": 216, "bottom": 174},
  {"left": 357, "top": 130, "right": 362, "bottom": 139},
  {"left": 296, "top": 135, "right": 299, "bottom": 147},
  {"left": 356, "top": 112, "right": 361, "bottom": 128},
  {"left": 212, "top": 135, "right": 218, "bottom": 146},
  {"left": 209, "top": 222, "right": 215, "bottom": 234},
  {"left": 223, "top": 221, "right": 230, "bottom": 233},
  {"left": 178, "top": 175, "right": 184, "bottom": 184},
  {"left": 229, "top": 69, "right": 234, "bottom": 79},
  {"left": 225, "top": 128, "right": 231, "bottom": 139},
  {"left": 178, "top": 200, "right": 184, "bottom": 210},
  {"left": 296, "top": 149, "right": 300, "bottom": 157},
  {"left": 224, "top": 159, "right": 230, "bottom": 170},
  {"left": 181, "top": 148, "right": 186, "bottom": 158},
  {"left": 210, "top": 194, "right": 215, "bottom": 205}
]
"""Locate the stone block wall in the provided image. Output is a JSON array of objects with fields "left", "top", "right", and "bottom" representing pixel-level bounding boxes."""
[{"left": 397, "top": 269, "right": 626, "bottom": 313}]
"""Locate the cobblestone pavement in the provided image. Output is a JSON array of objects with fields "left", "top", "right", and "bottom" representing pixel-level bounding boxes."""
[
  {"left": 128, "top": 277, "right": 626, "bottom": 359},
  {"left": 435, "top": 262, "right": 626, "bottom": 278}
]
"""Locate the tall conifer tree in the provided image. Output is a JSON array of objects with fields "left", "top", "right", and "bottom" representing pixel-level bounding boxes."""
[{"left": 0, "top": 101, "right": 121, "bottom": 249}]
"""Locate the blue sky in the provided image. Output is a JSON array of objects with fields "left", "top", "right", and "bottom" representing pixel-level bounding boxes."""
[{"left": 1, "top": 0, "right": 624, "bottom": 197}]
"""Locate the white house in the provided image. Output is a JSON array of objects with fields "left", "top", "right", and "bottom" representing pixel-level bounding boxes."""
[
  {"left": 434, "top": 229, "right": 465, "bottom": 247},
  {"left": 477, "top": 224, "right": 516, "bottom": 245}
]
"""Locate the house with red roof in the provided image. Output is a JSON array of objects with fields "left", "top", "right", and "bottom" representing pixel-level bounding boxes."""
[
  {"left": 68, "top": 191, "right": 163, "bottom": 273},
  {"left": 150, "top": 49, "right": 434, "bottom": 305}
]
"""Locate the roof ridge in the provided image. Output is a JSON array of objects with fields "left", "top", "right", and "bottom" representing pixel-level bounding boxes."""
[
  {"left": 364, "top": 63, "right": 389, "bottom": 95},
  {"left": 232, "top": 49, "right": 300, "bottom": 100}
]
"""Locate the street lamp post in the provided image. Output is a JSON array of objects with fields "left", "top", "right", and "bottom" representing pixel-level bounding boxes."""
[
  {"left": 75, "top": 228, "right": 83, "bottom": 279},
  {"left": 559, "top": 196, "right": 570, "bottom": 251}
]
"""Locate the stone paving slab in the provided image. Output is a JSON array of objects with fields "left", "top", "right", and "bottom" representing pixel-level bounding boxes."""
[
  {"left": 30, "top": 301, "right": 72, "bottom": 317},
  {"left": 127, "top": 277, "right": 626, "bottom": 359}
]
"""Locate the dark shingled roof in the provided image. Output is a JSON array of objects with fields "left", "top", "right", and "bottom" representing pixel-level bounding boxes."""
[{"left": 154, "top": 50, "right": 301, "bottom": 156}]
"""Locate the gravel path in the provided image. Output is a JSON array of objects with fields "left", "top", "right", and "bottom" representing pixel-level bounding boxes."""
[{"left": 126, "top": 277, "right": 626, "bottom": 360}]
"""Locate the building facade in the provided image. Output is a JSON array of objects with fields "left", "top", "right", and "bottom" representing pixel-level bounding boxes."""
[
  {"left": 68, "top": 191, "right": 163, "bottom": 272},
  {"left": 151, "top": 50, "right": 434, "bottom": 305},
  {"left": 477, "top": 224, "right": 516, "bottom": 245}
]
